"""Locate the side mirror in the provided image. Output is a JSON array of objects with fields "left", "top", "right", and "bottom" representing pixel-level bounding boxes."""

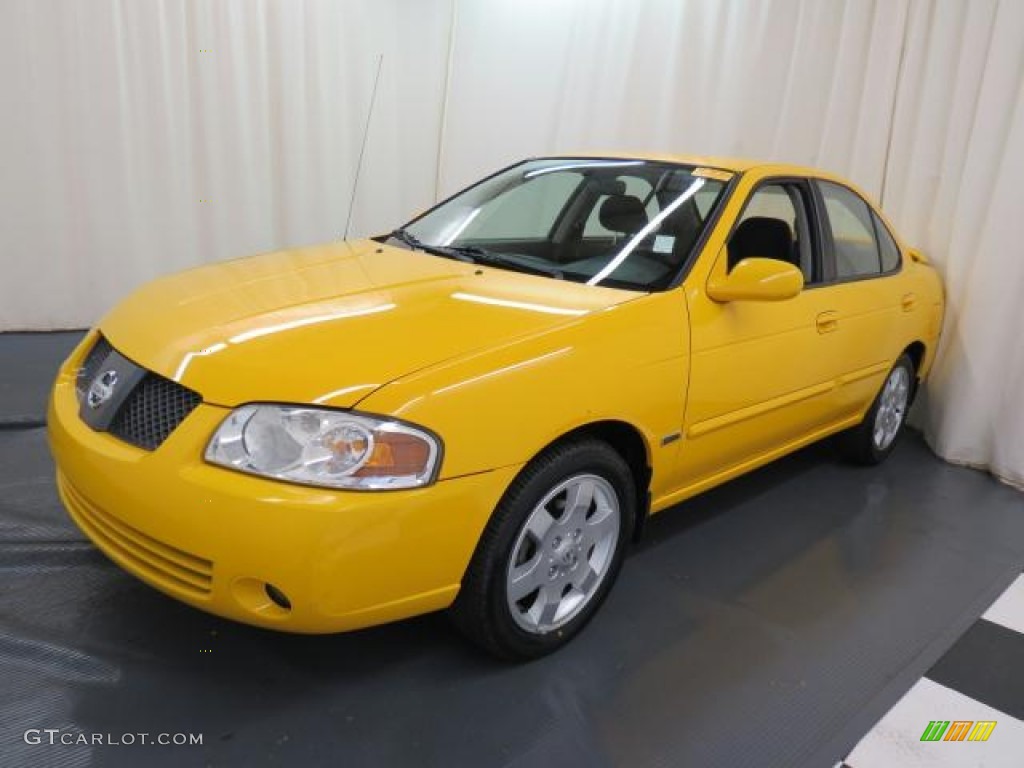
[{"left": 706, "top": 257, "right": 804, "bottom": 303}]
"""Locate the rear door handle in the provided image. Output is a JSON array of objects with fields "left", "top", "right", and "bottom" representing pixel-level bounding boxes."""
[
  {"left": 816, "top": 311, "right": 839, "bottom": 334},
  {"left": 901, "top": 292, "right": 918, "bottom": 312}
]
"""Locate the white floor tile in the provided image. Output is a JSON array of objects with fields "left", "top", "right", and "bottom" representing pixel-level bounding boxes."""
[
  {"left": 982, "top": 575, "right": 1024, "bottom": 636},
  {"left": 846, "top": 678, "right": 1024, "bottom": 768}
]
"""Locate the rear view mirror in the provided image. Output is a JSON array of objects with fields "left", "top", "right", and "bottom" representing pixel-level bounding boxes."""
[
  {"left": 587, "top": 177, "right": 627, "bottom": 195},
  {"left": 706, "top": 258, "right": 803, "bottom": 302}
]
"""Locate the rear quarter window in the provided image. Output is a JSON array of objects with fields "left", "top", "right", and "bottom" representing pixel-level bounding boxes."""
[{"left": 872, "top": 212, "right": 902, "bottom": 272}]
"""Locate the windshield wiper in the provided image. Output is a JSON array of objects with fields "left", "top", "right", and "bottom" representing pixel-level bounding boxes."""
[
  {"left": 389, "top": 229, "right": 564, "bottom": 279},
  {"left": 388, "top": 227, "right": 420, "bottom": 249},
  {"left": 388, "top": 229, "right": 477, "bottom": 263},
  {"left": 472, "top": 252, "right": 565, "bottom": 279}
]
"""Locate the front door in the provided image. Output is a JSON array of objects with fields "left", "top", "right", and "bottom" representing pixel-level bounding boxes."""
[{"left": 677, "top": 180, "right": 845, "bottom": 490}]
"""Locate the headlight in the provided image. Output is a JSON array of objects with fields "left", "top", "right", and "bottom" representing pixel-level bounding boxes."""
[{"left": 205, "top": 405, "right": 441, "bottom": 490}]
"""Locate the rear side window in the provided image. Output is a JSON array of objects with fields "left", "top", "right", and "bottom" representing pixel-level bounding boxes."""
[
  {"left": 819, "top": 181, "right": 881, "bottom": 278},
  {"left": 873, "top": 212, "right": 902, "bottom": 272}
]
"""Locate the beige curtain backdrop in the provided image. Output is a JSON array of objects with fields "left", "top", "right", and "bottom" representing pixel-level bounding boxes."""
[
  {"left": 0, "top": 0, "right": 1021, "bottom": 486},
  {"left": 883, "top": 1, "right": 1024, "bottom": 489},
  {"left": 0, "top": 0, "right": 452, "bottom": 330}
]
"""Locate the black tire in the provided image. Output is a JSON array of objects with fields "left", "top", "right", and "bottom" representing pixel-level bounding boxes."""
[
  {"left": 450, "top": 438, "right": 636, "bottom": 660},
  {"left": 837, "top": 353, "right": 915, "bottom": 465}
]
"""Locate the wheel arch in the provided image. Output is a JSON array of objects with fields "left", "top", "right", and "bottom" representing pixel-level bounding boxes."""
[
  {"left": 540, "top": 419, "right": 653, "bottom": 541},
  {"left": 902, "top": 340, "right": 927, "bottom": 403}
]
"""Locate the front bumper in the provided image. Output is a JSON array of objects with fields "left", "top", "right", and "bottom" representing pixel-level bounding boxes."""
[{"left": 48, "top": 344, "right": 520, "bottom": 633}]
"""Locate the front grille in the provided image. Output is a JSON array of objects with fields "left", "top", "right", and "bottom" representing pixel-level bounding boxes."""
[
  {"left": 109, "top": 373, "right": 202, "bottom": 451},
  {"left": 75, "top": 335, "right": 113, "bottom": 400},
  {"left": 60, "top": 474, "right": 214, "bottom": 597}
]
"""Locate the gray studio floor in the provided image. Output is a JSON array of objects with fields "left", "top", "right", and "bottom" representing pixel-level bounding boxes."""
[{"left": 2, "top": 331, "right": 1023, "bottom": 768}]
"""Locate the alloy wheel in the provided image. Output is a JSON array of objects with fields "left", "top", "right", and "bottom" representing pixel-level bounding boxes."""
[
  {"left": 505, "top": 474, "right": 620, "bottom": 634},
  {"left": 873, "top": 366, "right": 910, "bottom": 450}
]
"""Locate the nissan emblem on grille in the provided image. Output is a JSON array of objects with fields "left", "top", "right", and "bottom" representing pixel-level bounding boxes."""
[{"left": 87, "top": 370, "right": 119, "bottom": 409}]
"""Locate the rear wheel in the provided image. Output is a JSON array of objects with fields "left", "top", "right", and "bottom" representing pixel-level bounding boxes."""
[
  {"left": 837, "top": 354, "right": 914, "bottom": 465},
  {"left": 450, "top": 439, "right": 635, "bottom": 660}
]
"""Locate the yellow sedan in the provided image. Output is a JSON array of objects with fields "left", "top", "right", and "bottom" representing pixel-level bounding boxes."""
[{"left": 48, "top": 155, "right": 944, "bottom": 658}]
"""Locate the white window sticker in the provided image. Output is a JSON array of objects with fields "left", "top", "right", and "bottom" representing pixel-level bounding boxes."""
[{"left": 654, "top": 235, "right": 675, "bottom": 254}]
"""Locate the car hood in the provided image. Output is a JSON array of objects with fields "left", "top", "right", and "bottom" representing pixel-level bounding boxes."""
[{"left": 99, "top": 239, "right": 637, "bottom": 408}]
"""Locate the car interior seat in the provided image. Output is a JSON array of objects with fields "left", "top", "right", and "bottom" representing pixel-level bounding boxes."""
[
  {"left": 728, "top": 216, "right": 794, "bottom": 271},
  {"left": 599, "top": 195, "right": 649, "bottom": 242}
]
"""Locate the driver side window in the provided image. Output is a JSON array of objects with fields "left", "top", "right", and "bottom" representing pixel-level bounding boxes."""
[{"left": 729, "top": 183, "right": 816, "bottom": 283}]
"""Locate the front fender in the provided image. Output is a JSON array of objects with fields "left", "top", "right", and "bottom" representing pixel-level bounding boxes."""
[{"left": 357, "top": 290, "right": 691, "bottom": 500}]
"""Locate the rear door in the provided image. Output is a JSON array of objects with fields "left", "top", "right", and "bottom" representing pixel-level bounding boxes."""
[{"left": 811, "top": 180, "right": 906, "bottom": 419}]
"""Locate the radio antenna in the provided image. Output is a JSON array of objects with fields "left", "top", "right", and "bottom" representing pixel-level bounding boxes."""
[{"left": 343, "top": 53, "right": 384, "bottom": 241}]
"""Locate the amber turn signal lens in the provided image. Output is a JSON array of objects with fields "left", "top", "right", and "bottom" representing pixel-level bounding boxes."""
[{"left": 357, "top": 433, "right": 433, "bottom": 477}]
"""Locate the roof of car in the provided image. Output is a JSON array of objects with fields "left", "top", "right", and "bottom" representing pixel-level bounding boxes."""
[{"left": 542, "top": 152, "right": 826, "bottom": 177}]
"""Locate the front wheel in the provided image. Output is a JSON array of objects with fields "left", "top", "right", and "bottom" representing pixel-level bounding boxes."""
[
  {"left": 450, "top": 439, "right": 635, "bottom": 660},
  {"left": 837, "top": 353, "right": 915, "bottom": 465}
]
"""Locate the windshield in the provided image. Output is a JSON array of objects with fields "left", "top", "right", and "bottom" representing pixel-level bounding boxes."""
[{"left": 393, "top": 158, "right": 730, "bottom": 291}]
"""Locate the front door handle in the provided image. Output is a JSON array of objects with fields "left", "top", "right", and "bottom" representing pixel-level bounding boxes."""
[
  {"left": 902, "top": 292, "right": 918, "bottom": 312},
  {"left": 816, "top": 310, "right": 839, "bottom": 334}
]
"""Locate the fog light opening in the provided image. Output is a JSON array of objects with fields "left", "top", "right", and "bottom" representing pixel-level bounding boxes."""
[{"left": 264, "top": 583, "right": 292, "bottom": 611}]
